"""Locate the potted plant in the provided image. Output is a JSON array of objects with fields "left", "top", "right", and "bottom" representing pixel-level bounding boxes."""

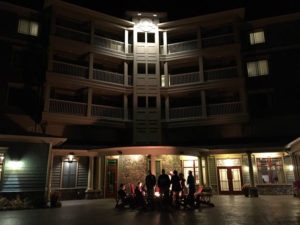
[{"left": 242, "top": 184, "right": 250, "bottom": 197}]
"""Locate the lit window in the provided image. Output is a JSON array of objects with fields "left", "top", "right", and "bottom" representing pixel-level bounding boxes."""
[
  {"left": 18, "top": 19, "right": 39, "bottom": 36},
  {"left": 247, "top": 60, "right": 269, "bottom": 77},
  {"left": 249, "top": 31, "right": 265, "bottom": 45},
  {"left": 182, "top": 160, "right": 199, "bottom": 185},
  {"left": 0, "top": 153, "right": 4, "bottom": 182},
  {"left": 256, "top": 157, "right": 285, "bottom": 184}
]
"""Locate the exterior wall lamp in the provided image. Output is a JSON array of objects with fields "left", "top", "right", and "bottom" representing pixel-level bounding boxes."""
[{"left": 67, "top": 152, "right": 75, "bottom": 163}]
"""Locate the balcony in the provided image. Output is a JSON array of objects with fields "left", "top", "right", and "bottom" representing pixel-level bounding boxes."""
[
  {"left": 204, "top": 67, "right": 238, "bottom": 81},
  {"left": 94, "top": 35, "right": 125, "bottom": 53},
  {"left": 207, "top": 102, "right": 242, "bottom": 116},
  {"left": 49, "top": 99, "right": 124, "bottom": 120},
  {"left": 55, "top": 25, "right": 90, "bottom": 43},
  {"left": 49, "top": 99, "right": 87, "bottom": 116},
  {"left": 53, "top": 61, "right": 88, "bottom": 78},
  {"left": 91, "top": 104, "right": 123, "bottom": 120},
  {"left": 93, "top": 68, "right": 124, "bottom": 85},
  {"left": 170, "top": 106, "right": 202, "bottom": 120},
  {"left": 164, "top": 40, "right": 198, "bottom": 54},
  {"left": 202, "top": 33, "right": 235, "bottom": 48},
  {"left": 169, "top": 72, "right": 200, "bottom": 86}
]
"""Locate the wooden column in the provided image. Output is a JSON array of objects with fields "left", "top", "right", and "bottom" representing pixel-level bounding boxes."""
[
  {"left": 198, "top": 155, "right": 204, "bottom": 186},
  {"left": 89, "top": 53, "right": 94, "bottom": 80},
  {"left": 165, "top": 95, "right": 169, "bottom": 120},
  {"left": 151, "top": 155, "right": 156, "bottom": 177},
  {"left": 124, "top": 29, "right": 129, "bottom": 54},
  {"left": 164, "top": 62, "right": 169, "bottom": 87},
  {"left": 163, "top": 31, "right": 167, "bottom": 55},
  {"left": 123, "top": 94, "right": 128, "bottom": 120},
  {"left": 44, "top": 85, "right": 51, "bottom": 112},
  {"left": 291, "top": 153, "right": 300, "bottom": 181},
  {"left": 86, "top": 156, "right": 94, "bottom": 191},
  {"left": 205, "top": 155, "right": 210, "bottom": 186},
  {"left": 96, "top": 156, "right": 103, "bottom": 191},
  {"left": 124, "top": 61, "right": 128, "bottom": 86},
  {"left": 87, "top": 88, "right": 92, "bottom": 117},
  {"left": 247, "top": 152, "right": 255, "bottom": 187}
]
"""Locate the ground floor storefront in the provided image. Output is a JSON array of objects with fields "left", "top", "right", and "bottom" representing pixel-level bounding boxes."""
[{"left": 49, "top": 146, "right": 295, "bottom": 199}]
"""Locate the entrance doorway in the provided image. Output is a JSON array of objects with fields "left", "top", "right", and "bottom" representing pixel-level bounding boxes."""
[
  {"left": 105, "top": 159, "right": 118, "bottom": 198},
  {"left": 217, "top": 166, "right": 242, "bottom": 194}
]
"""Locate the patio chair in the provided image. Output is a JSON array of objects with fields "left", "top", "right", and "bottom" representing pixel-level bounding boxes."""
[{"left": 194, "top": 185, "right": 214, "bottom": 207}]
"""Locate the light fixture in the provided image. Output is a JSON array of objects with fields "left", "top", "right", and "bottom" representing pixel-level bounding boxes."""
[
  {"left": 0, "top": 154, "right": 4, "bottom": 162},
  {"left": 153, "top": 14, "right": 157, "bottom": 17},
  {"left": 137, "top": 13, "right": 142, "bottom": 16},
  {"left": 289, "top": 165, "right": 294, "bottom": 171},
  {"left": 7, "top": 161, "right": 23, "bottom": 170},
  {"left": 67, "top": 152, "right": 75, "bottom": 163}
]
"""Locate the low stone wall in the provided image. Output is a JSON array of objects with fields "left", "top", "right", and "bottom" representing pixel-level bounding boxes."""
[{"left": 257, "top": 184, "right": 293, "bottom": 195}]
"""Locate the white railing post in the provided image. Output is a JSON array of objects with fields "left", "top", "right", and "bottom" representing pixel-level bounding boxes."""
[
  {"left": 163, "top": 31, "right": 168, "bottom": 55},
  {"left": 164, "top": 62, "right": 169, "bottom": 87},
  {"left": 89, "top": 53, "right": 94, "bottom": 80},
  {"left": 125, "top": 29, "right": 129, "bottom": 54},
  {"left": 124, "top": 61, "right": 128, "bottom": 86}
]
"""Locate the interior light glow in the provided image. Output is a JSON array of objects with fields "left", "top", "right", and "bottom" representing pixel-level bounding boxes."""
[
  {"left": 289, "top": 165, "right": 294, "bottom": 171},
  {"left": 244, "top": 166, "right": 249, "bottom": 172},
  {"left": 224, "top": 159, "right": 235, "bottom": 167},
  {"left": 153, "top": 14, "right": 157, "bottom": 17},
  {"left": 8, "top": 161, "right": 23, "bottom": 170},
  {"left": 137, "top": 13, "right": 142, "bottom": 16}
]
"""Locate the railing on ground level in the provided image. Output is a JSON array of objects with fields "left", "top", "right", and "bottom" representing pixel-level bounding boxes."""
[
  {"left": 202, "top": 33, "right": 235, "bottom": 48},
  {"left": 94, "top": 35, "right": 125, "bottom": 53},
  {"left": 49, "top": 99, "right": 87, "bottom": 116},
  {"left": 170, "top": 72, "right": 200, "bottom": 86},
  {"left": 91, "top": 104, "right": 123, "bottom": 119},
  {"left": 207, "top": 102, "right": 242, "bottom": 116},
  {"left": 167, "top": 40, "right": 198, "bottom": 54},
  {"left": 53, "top": 61, "right": 89, "bottom": 78},
  {"left": 170, "top": 106, "right": 202, "bottom": 119},
  {"left": 93, "top": 69, "right": 124, "bottom": 84},
  {"left": 55, "top": 25, "right": 90, "bottom": 43},
  {"left": 204, "top": 67, "right": 238, "bottom": 81}
]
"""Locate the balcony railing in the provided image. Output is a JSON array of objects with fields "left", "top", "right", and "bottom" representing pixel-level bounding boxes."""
[
  {"left": 49, "top": 99, "right": 87, "bottom": 116},
  {"left": 207, "top": 102, "right": 242, "bottom": 116},
  {"left": 55, "top": 25, "right": 90, "bottom": 43},
  {"left": 91, "top": 104, "right": 123, "bottom": 119},
  {"left": 94, "top": 35, "right": 125, "bottom": 53},
  {"left": 202, "top": 33, "right": 235, "bottom": 48},
  {"left": 204, "top": 67, "right": 238, "bottom": 81},
  {"left": 170, "top": 105, "right": 203, "bottom": 120},
  {"left": 53, "top": 61, "right": 89, "bottom": 78},
  {"left": 93, "top": 69, "right": 124, "bottom": 85},
  {"left": 167, "top": 40, "right": 198, "bottom": 54},
  {"left": 128, "top": 44, "right": 133, "bottom": 53},
  {"left": 170, "top": 72, "right": 200, "bottom": 86}
]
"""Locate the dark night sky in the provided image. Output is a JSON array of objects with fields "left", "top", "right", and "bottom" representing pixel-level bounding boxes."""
[{"left": 3, "top": 0, "right": 300, "bottom": 20}]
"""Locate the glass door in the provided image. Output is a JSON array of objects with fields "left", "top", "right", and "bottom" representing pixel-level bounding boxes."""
[
  {"left": 217, "top": 166, "right": 242, "bottom": 194},
  {"left": 105, "top": 159, "right": 118, "bottom": 198}
]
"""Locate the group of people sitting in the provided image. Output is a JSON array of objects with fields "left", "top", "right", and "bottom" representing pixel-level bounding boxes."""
[{"left": 117, "top": 169, "right": 200, "bottom": 209}]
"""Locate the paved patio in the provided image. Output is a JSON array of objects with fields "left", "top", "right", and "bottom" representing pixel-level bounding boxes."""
[{"left": 0, "top": 195, "right": 299, "bottom": 225}]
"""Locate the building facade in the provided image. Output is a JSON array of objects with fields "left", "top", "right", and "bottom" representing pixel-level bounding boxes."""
[{"left": 0, "top": 0, "right": 299, "bottom": 200}]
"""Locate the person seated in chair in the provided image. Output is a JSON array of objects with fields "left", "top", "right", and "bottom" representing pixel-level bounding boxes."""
[
  {"left": 117, "top": 184, "right": 133, "bottom": 208},
  {"left": 135, "top": 182, "right": 146, "bottom": 208}
]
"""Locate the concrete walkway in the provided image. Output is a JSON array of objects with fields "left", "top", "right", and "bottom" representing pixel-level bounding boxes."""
[{"left": 0, "top": 195, "right": 299, "bottom": 225}]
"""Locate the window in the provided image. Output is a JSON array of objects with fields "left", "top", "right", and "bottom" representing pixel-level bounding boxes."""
[
  {"left": 249, "top": 31, "right": 265, "bottom": 45},
  {"left": 0, "top": 153, "right": 4, "bottom": 182},
  {"left": 137, "top": 32, "right": 145, "bottom": 42},
  {"left": 148, "top": 96, "right": 157, "bottom": 108},
  {"left": 182, "top": 160, "right": 199, "bottom": 185},
  {"left": 138, "top": 63, "right": 146, "bottom": 74},
  {"left": 147, "top": 33, "right": 155, "bottom": 43},
  {"left": 247, "top": 60, "right": 269, "bottom": 77},
  {"left": 138, "top": 96, "right": 146, "bottom": 107},
  {"left": 148, "top": 63, "right": 156, "bottom": 74},
  {"left": 256, "top": 157, "right": 285, "bottom": 184},
  {"left": 18, "top": 19, "right": 39, "bottom": 36}
]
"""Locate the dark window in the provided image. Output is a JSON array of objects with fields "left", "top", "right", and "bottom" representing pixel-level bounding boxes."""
[
  {"left": 138, "top": 96, "right": 146, "bottom": 107},
  {"left": 148, "top": 63, "right": 156, "bottom": 74},
  {"left": 62, "top": 161, "right": 77, "bottom": 188},
  {"left": 138, "top": 63, "right": 146, "bottom": 74},
  {"left": 137, "top": 32, "right": 145, "bottom": 42},
  {"left": 147, "top": 33, "right": 155, "bottom": 43},
  {"left": 148, "top": 96, "right": 157, "bottom": 108}
]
